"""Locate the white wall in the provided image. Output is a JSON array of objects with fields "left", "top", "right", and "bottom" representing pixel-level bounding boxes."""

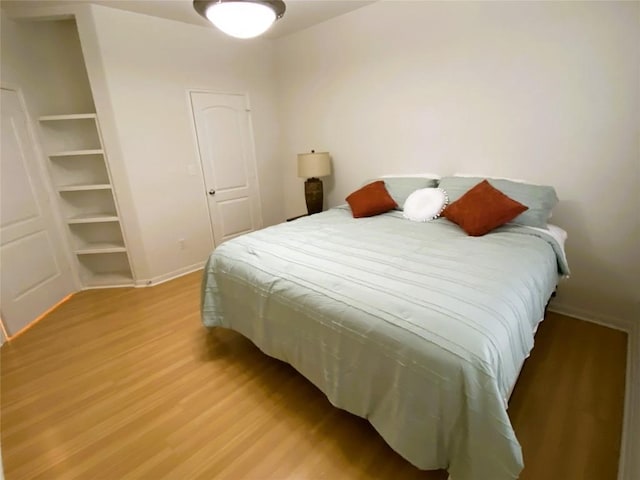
[
  {"left": 76, "top": 5, "right": 283, "bottom": 282},
  {"left": 275, "top": 1, "right": 640, "bottom": 325},
  {"left": 0, "top": 15, "right": 95, "bottom": 117}
]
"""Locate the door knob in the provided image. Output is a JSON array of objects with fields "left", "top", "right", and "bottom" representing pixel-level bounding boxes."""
[{"left": 208, "top": 189, "right": 216, "bottom": 196}]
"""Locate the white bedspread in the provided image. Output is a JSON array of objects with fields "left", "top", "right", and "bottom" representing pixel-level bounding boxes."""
[{"left": 201, "top": 208, "right": 569, "bottom": 479}]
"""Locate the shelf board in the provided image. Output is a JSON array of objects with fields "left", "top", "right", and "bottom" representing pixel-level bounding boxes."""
[
  {"left": 83, "top": 271, "right": 133, "bottom": 288},
  {"left": 67, "top": 213, "right": 119, "bottom": 224},
  {"left": 75, "top": 242, "right": 127, "bottom": 255},
  {"left": 49, "top": 149, "right": 104, "bottom": 158},
  {"left": 58, "top": 184, "right": 112, "bottom": 192},
  {"left": 39, "top": 113, "right": 97, "bottom": 121}
]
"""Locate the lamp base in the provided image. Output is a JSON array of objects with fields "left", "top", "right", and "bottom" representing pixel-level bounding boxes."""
[{"left": 304, "top": 177, "right": 323, "bottom": 215}]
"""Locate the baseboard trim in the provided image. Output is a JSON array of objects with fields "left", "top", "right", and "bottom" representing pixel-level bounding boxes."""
[
  {"left": 548, "top": 303, "right": 639, "bottom": 480},
  {"left": 547, "top": 302, "right": 634, "bottom": 332},
  {"left": 135, "top": 262, "right": 205, "bottom": 288}
]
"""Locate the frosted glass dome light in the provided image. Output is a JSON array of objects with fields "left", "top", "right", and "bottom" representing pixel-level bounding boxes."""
[{"left": 194, "top": 0, "right": 286, "bottom": 39}]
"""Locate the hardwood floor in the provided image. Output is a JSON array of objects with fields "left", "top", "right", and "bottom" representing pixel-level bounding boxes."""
[{"left": 1, "top": 271, "right": 627, "bottom": 480}]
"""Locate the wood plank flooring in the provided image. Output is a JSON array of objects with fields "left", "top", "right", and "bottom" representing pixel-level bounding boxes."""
[{"left": 1, "top": 271, "right": 627, "bottom": 480}]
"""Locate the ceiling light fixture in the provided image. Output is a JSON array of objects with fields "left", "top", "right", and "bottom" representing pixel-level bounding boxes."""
[{"left": 194, "top": 0, "right": 286, "bottom": 39}]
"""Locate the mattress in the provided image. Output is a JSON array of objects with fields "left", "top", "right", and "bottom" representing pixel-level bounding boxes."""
[{"left": 201, "top": 207, "right": 569, "bottom": 480}]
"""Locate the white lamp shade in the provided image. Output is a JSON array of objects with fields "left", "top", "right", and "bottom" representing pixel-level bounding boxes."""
[
  {"left": 206, "top": 2, "right": 276, "bottom": 39},
  {"left": 297, "top": 152, "right": 331, "bottom": 178}
]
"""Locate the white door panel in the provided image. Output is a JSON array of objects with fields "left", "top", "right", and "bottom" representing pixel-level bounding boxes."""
[
  {"left": 202, "top": 106, "right": 248, "bottom": 189},
  {"left": 0, "top": 127, "right": 40, "bottom": 226},
  {"left": 0, "top": 88, "right": 75, "bottom": 337},
  {"left": 190, "top": 92, "right": 262, "bottom": 246},
  {"left": 2, "top": 231, "right": 60, "bottom": 299},
  {"left": 219, "top": 198, "right": 253, "bottom": 237}
]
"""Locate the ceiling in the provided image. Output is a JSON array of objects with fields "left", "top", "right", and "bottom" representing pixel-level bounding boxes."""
[{"left": 0, "top": 0, "right": 377, "bottom": 38}]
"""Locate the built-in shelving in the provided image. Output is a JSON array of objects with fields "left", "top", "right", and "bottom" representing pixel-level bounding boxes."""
[
  {"left": 83, "top": 271, "right": 134, "bottom": 288},
  {"left": 57, "top": 184, "right": 112, "bottom": 192},
  {"left": 78, "top": 252, "right": 132, "bottom": 288},
  {"left": 74, "top": 242, "right": 127, "bottom": 255},
  {"left": 40, "top": 113, "right": 97, "bottom": 121},
  {"left": 48, "top": 149, "right": 104, "bottom": 157},
  {"left": 66, "top": 214, "right": 120, "bottom": 224},
  {"left": 39, "top": 113, "right": 133, "bottom": 287}
]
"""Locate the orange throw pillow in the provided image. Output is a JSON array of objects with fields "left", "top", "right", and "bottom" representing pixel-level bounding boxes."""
[
  {"left": 442, "top": 179, "right": 528, "bottom": 236},
  {"left": 346, "top": 181, "right": 398, "bottom": 218}
]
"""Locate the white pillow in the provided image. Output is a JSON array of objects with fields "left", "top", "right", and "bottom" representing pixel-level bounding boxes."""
[{"left": 402, "top": 188, "right": 449, "bottom": 222}]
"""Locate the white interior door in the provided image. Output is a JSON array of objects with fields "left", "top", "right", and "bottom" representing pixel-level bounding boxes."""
[
  {"left": 0, "top": 88, "right": 75, "bottom": 337},
  {"left": 190, "top": 92, "right": 263, "bottom": 246}
]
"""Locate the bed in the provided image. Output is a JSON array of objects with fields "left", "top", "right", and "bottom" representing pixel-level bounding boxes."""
[{"left": 201, "top": 201, "right": 569, "bottom": 480}]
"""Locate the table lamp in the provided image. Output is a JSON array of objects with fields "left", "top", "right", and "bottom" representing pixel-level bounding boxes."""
[{"left": 297, "top": 150, "right": 331, "bottom": 215}]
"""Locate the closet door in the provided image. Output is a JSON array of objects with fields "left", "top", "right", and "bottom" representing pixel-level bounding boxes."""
[{"left": 0, "top": 88, "right": 75, "bottom": 337}]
